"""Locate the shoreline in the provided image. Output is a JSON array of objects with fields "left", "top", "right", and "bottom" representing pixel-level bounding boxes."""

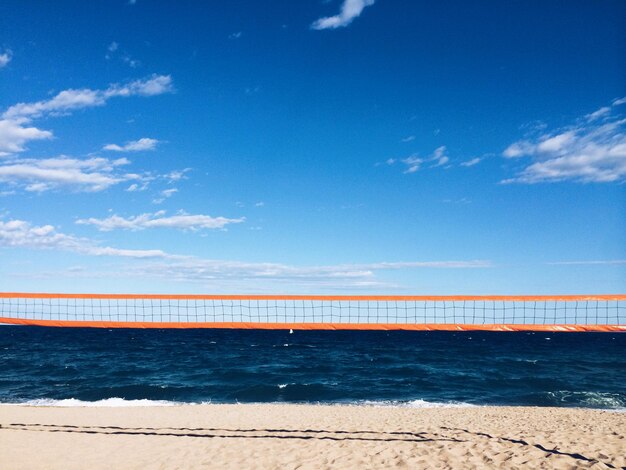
[
  {"left": 1, "top": 396, "right": 625, "bottom": 412},
  {"left": 1, "top": 404, "right": 624, "bottom": 469}
]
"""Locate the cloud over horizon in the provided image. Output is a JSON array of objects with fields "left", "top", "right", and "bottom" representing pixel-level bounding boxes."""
[{"left": 1, "top": 216, "right": 490, "bottom": 290}]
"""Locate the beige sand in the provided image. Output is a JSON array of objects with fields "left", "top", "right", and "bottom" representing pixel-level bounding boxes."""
[{"left": 0, "top": 404, "right": 624, "bottom": 469}]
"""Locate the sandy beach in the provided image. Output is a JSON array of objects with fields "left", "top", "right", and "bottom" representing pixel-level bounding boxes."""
[{"left": 0, "top": 404, "right": 624, "bottom": 469}]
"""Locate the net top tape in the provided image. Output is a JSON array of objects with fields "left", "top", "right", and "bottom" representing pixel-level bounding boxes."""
[{"left": 1, "top": 293, "right": 625, "bottom": 301}]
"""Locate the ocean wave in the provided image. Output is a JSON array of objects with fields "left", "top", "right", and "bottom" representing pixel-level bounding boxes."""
[
  {"left": 2, "top": 398, "right": 183, "bottom": 407},
  {"left": 545, "top": 391, "right": 626, "bottom": 409},
  {"left": 0, "top": 397, "right": 475, "bottom": 408},
  {"left": 355, "top": 399, "right": 475, "bottom": 408}
]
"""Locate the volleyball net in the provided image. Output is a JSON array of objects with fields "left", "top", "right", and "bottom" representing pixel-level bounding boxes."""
[{"left": 0, "top": 293, "right": 624, "bottom": 331}]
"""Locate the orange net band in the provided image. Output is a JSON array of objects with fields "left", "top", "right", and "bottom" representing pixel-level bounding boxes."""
[{"left": 1, "top": 317, "right": 625, "bottom": 332}]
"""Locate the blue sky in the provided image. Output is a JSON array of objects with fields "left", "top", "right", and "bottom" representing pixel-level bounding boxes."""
[{"left": 0, "top": 0, "right": 624, "bottom": 294}]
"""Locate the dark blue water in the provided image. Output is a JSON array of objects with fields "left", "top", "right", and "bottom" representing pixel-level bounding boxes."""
[{"left": 1, "top": 327, "right": 625, "bottom": 409}]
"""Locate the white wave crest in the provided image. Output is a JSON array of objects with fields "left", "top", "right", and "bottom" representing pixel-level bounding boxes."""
[
  {"left": 546, "top": 391, "right": 626, "bottom": 409},
  {"left": 6, "top": 398, "right": 181, "bottom": 407},
  {"left": 356, "top": 399, "right": 475, "bottom": 408}
]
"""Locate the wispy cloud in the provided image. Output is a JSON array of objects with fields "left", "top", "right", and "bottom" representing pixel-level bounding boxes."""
[
  {"left": 501, "top": 98, "right": 626, "bottom": 183},
  {"left": 2, "top": 212, "right": 492, "bottom": 289},
  {"left": 105, "top": 42, "right": 140, "bottom": 67},
  {"left": 401, "top": 155, "right": 422, "bottom": 173},
  {"left": 0, "top": 49, "right": 12, "bottom": 68},
  {"left": 122, "top": 56, "right": 140, "bottom": 68},
  {"left": 76, "top": 210, "right": 245, "bottom": 232},
  {"left": 165, "top": 168, "right": 191, "bottom": 182},
  {"left": 103, "top": 137, "right": 159, "bottom": 152},
  {"left": 3, "top": 74, "right": 173, "bottom": 120},
  {"left": 0, "top": 156, "right": 139, "bottom": 192},
  {"left": 3, "top": 215, "right": 491, "bottom": 290},
  {"left": 442, "top": 198, "right": 471, "bottom": 205},
  {"left": 401, "top": 135, "right": 415, "bottom": 143},
  {"left": 460, "top": 157, "right": 481, "bottom": 167},
  {"left": 0, "top": 219, "right": 168, "bottom": 258},
  {"left": 311, "top": 0, "right": 375, "bottom": 30},
  {"left": 431, "top": 146, "right": 449, "bottom": 167},
  {"left": 120, "top": 258, "right": 491, "bottom": 291},
  {"left": 152, "top": 188, "right": 178, "bottom": 204},
  {"left": 391, "top": 146, "right": 450, "bottom": 174},
  {"left": 229, "top": 32, "right": 243, "bottom": 39},
  {"left": 0, "top": 75, "right": 173, "bottom": 157},
  {"left": 585, "top": 106, "right": 611, "bottom": 122}
]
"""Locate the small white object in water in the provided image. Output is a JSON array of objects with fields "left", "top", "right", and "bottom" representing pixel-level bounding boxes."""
[{"left": 289, "top": 329, "right": 294, "bottom": 334}]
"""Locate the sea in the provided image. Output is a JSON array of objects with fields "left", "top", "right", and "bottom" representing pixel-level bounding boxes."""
[{"left": 1, "top": 326, "right": 625, "bottom": 410}]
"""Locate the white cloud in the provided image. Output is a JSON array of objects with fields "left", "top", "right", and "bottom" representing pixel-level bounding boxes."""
[
  {"left": 108, "top": 42, "right": 119, "bottom": 53},
  {"left": 503, "top": 140, "right": 534, "bottom": 158},
  {"left": 0, "top": 156, "right": 139, "bottom": 192},
  {"left": 0, "top": 75, "right": 172, "bottom": 157},
  {"left": 402, "top": 155, "right": 422, "bottom": 173},
  {"left": 311, "top": 0, "right": 375, "bottom": 30},
  {"left": 126, "top": 180, "right": 151, "bottom": 192},
  {"left": 104, "top": 74, "right": 173, "bottom": 98},
  {"left": 0, "top": 49, "right": 12, "bottom": 68},
  {"left": 431, "top": 146, "right": 449, "bottom": 167},
  {"left": 2, "top": 217, "right": 490, "bottom": 290},
  {"left": 535, "top": 131, "right": 576, "bottom": 153},
  {"left": 103, "top": 137, "right": 159, "bottom": 152},
  {"left": 0, "top": 219, "right": 168, "bottom": 258},
  {"left": 400, "top": 146, "right": 449, "bottom": 173},
  {"left": 613, "top": 97, "right": 626, "bottom": 106},
  {"left": 585, "top": 106, "right": 611, "bottom": 122},
  {"left": 229, "top": 32, "right": 243, "bottom": 39},
  {"left": 3, "top": 74, "right": 173, "bottom": 120},
  {"left": 4, "top": 89, "right": 106, "bottom": 120},
  {"left": 0, "top": 118, "right": 52, "bottom": 156},
  {"left": 460, "top": 157, "right": 481, "bottom": 167},
  {"left": 166, "top": 168, "right": 191, "bottom": 181},
  {"left": 401, "top": 135, "right": 415, "bottom": 143},
  {"left": 152, "top": 188, "right": 178, "bottom": 204},
  {"left": 76, "top": 210, "right": 245, "bottom": 232},
  {"left": 501, "top": 101, "right": 626, "bottom": 183}
]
